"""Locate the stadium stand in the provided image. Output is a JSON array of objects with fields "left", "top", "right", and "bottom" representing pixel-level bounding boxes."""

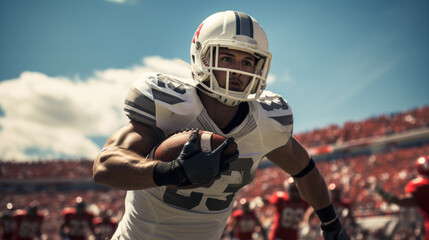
[{"left": 1, "top": 105, "right": 428, "bottom": 240}]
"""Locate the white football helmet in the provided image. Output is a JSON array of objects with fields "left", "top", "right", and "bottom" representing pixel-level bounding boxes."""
[{"left": 190, "top": 10, "right": 272, "bottom": 106}]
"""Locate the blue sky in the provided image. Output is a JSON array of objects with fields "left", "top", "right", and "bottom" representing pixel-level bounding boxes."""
[{"left": 0, "top": 0, "right": 428, "bottom": 161}]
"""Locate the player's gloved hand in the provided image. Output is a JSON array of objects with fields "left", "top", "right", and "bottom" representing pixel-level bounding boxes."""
[
  {"left": 153, "top": 130, "right": 239, "bottom": 186},
  {"left": 321, "top": 218, "right": 350, "bottom": 240}
]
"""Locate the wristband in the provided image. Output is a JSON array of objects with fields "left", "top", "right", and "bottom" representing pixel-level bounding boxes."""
[
  {"left": 315, "top": 203, "right": 337, "bottom": 224},
  {"left": 321, "top": 217, "right": 341, "bottom": 232},
  {"left": 292, "top": 158, "right": 315, "bottom": 178},
  {"left": 153, "top": 162, "right": 183, "bottom": 186}
]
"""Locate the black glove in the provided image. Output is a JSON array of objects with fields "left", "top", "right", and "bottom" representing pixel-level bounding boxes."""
[
  {"left": 153, "top": 130, "right": 239, "bottom": 186},
  {"left": 321, "top": 218, "right": 350, "bottom": 240}
]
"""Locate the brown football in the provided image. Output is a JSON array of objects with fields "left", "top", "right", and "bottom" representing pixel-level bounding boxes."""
[{"left": 150, "top": 129, "right": 238, "bottom": 189}]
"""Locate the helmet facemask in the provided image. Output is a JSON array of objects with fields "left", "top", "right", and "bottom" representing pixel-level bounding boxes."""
[
  {"left": 190, "top": 11, "right": 272, "bottom": 106},
  {"left": 195, "top": 42, "right": 270, "bottom": 106}
]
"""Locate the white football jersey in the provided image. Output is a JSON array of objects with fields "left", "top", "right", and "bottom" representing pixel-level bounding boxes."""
[{"left": 112, "top": 72, "right": 293, "bottom": 240}]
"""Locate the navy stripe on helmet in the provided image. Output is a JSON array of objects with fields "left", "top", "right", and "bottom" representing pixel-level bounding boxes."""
[{"left": 234, "top": 11, "right": 254, "bottom": 38}]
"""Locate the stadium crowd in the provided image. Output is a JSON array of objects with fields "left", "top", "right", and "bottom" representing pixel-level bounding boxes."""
[
  {"left": 2, "top": 106, "right": 428, "bottom": 180},
  {"left": 1, "top": 105, "right": 428, "bottom": 239}
]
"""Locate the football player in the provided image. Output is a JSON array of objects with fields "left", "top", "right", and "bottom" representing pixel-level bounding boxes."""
[
  {"left": 329, "top": 184, "right": 357, "bottom": 237},
  {"left": 229, "top": 198, "right": 267, "bottom": 240},
  {"left": 93, "top": 210, "right": 118, "bottom": 240},
  {"left": 0, "top": 204, "right": 16, "bottom": 240},
  {"left": 93, "top": 10, "right": 349, "bottom": 240},
  {"left": 14, "top": 205, "right": 44, "bottom": 240},
  {"left": 268, "top": 180, "right": 310, "bottom": 240},
  {"left": 374, "top": 155, "right": 429, "bottom": 240},
  {"left": 59, "top": 198, "right": 95, "bottom": 240}
]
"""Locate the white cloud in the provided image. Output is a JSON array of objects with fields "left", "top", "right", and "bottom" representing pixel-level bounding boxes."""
[
  {"left": 0, "top": 57, "right": 191, "bottom": 162},
  {"left": 267, "top": 74, "right": 276, "bottom": 84}
]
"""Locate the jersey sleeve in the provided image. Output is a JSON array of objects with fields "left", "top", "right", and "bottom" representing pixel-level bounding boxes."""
[
  {"left": 123, "top": 72, "right": 201, "bottom": 138},
  {"left": 405, "top": 177, "right": 427, "bottom": 194},
  {"left": 254, "top": 91, "right": 294, "bottom": 149}
]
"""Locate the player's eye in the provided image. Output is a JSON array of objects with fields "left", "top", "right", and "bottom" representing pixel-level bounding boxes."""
[
  {"left": 220, "top": 56, "right": 233, "bottom": 63},
  {"left": 242, "top": 60, "right": 253, "bottom": 67}
]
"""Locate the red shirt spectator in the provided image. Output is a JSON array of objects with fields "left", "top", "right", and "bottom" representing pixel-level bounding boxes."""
[
  {"left": 229, "top": 199, "right": 267, "bottom": 240},
  {"left": 405, "top": 177, "right": 429, "bottom": 240},
  {"left": 14, "top": 206, "right": 44, "bottom": 240},
  {"left": 375, "top": 155, "right": 429, "bottom": 240},
  {"left": 268, "top": 182, "right": 310, "bottom": 240},
  {"left": 93, "top": 210, "right": 118, "bottom": 240},
  {"left": 60, "top": 199, "right": 95, "bottom": 240},
  {"left": 1, "top": 209, "right": 16, "bottom": 240}
]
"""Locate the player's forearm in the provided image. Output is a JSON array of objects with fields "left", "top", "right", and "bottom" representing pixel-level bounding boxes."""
[
  {"left": 388, "top": 196, "right": 417, "bottom": 207},
  {"left": 374, "top": 185, "right": 417, "bottom": 207},
  {"left": 293, "top": 167, "right": 331, "bottom": 210},
  {"left": 93, "top": 147, "right": 158, "bottom": 190},
  {"left": 379, "top": 192, "right": 417, "bottom": 207}
]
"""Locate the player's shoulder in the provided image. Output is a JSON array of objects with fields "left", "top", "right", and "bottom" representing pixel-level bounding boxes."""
[
  {"left": 256, "top": 91, "right": 292, "bottom": 113},
  {"left": 61, "top": 207, "right": 76, "bottom": 216},
  {"left": 14, "top": 209, "right": 27, "bottom": 217},
  {"left": 406, "top": 177, "right": 429, "bottom": 192},
  {"left": 251, "top": 90, "right": 293, "bottom": 127},
  {"left": 124, "top": 72, "right": 199, "bottom": 126},
  {"left": 131, "top": 72, "right": 196, "bottom": 102},
  {"left": 270, "top": 191, "right": 287, "bottom": 203},
  {"left": 232, "top": 209, "right": 244, "bottom": 217}
]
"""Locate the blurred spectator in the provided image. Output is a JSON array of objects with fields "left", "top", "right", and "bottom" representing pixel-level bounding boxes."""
[
  {"left": 14, "top": 205, "right": 44, "bottom": 240},
  {"left": 373, "top": 155, "right": 429, "bottom": 240},
  {"left": 228, "top": 198, "right": 267, "bottom": 240},
  {"left": 93, "top": 209, "right": 118, "bottom": 240},
  {"left": 60, "top": 197, "right": 95, "bottom": 240},
  {"left": 1, "top": 105, "right": 428, "bottom": 239},
  {"left": 266, "top": 179, "right": 310, "bottom": 240},
  {"left": 0, "top": 203, "right": 16, "bottom": 240},
  {"left": 329, "top": 183, "right": 357, "bottom": 237}
]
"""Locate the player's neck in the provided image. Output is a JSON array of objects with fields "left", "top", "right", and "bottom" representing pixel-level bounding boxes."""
[{"left": 198, "top": 91, "right": 239, "bottom": 129}]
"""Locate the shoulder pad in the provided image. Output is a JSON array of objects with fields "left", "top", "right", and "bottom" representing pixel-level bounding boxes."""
[
  {"left": 405, "top": 177, "right": 429, "bottom": 193},
  {"left": 269, "top": 191, "right": 285, "bottom": 203},
  {"left": 61, "top": 207, "right": 76, "bottom": 216},
  {"left": 14, "top": 209, "right": 26, "bottom": 217},
  {"left": 232, "top": 209, "right": 244, "bottom": 217},
  {"left": 257, "top": 91, "right": 293, "bottom": 126},
  {"left": 250, "top": 91, "right": 294, "bottom": 147},
  {"left": 124, "top": 72, "right": 199, "bottom": 128}
]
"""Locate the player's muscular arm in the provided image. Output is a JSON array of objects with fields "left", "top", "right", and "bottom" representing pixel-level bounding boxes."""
[
  {"left": 93, "top": 120, "right": 161, "bottom": 190},
  {"left": 266, "top": 137, "right": 331, "bottom": 211},
  {"left": 374, "top": 185, "right": 417, "bottom": 207}
]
